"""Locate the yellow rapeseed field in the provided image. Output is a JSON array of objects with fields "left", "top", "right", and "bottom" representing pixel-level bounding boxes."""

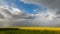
[{"left": 7, "top": 26, "right": 60, "bottom": 31}]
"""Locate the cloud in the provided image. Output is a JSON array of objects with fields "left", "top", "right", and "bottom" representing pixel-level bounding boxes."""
[
  {"left": 0, "top": 0, "right": 36, "bottom": 27},
  {"left": 0, "top": 6, "right": 36, "bottom": 27},
  {"left": 0, "top": 6, "right": 60, "bottom": 27},
  {"left": 19, "top": 0, "right": 60, "bottom": 27}
]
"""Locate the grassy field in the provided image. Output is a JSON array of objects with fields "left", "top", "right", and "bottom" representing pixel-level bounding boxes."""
[{"left": 0, "top": 27, "right": 60, "bottom": 34}]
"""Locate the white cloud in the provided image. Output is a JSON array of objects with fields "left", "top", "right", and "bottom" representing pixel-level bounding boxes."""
[
  {"left": 0, "top": 6, "right": 36, "bottom": 27},
  {"left": 0, "top": 6, "right": 60, "bottom": 27}
]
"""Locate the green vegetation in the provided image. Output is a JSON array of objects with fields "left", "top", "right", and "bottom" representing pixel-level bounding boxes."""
[{"left": 0, "top": 28, "right": 59, "bottom": 34}]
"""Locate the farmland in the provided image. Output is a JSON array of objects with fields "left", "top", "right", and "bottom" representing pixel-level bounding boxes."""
[{"left": 0, "top": 27, "right": 60, "bottom": 34}]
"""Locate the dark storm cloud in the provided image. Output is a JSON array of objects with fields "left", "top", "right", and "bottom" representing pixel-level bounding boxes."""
[{"left": 55, "top": 11, "right": 60, "bottom": 15}]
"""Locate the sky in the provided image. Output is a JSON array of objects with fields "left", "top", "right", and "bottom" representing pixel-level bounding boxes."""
[{"left": 0, "top": 0, "right": 60, "bottom": 27}]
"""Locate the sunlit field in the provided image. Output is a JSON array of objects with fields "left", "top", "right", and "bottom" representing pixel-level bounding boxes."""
[
  {"left": 9, "top": 27, "right": 60, "bottom": 31},
  {"left": 0, "top": 27, "right": 60, "bottom": 34},
  {"left": 18, "top": 27, "right": 60, "bottom": 31}
]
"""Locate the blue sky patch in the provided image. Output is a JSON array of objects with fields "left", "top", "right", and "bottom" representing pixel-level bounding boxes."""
[{"left": 5, "top": 0, "right": 45, "bottom": 14}]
